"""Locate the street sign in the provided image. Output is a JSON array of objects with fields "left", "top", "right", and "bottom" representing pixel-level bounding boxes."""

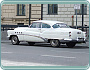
[
  {"left": 74, "top": 4, "right": 80, "bottom": 29},
  {"left": 74, "top": 4, "right": 80, "bottom": 9}
]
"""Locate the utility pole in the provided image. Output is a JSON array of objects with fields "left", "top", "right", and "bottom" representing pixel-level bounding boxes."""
[
  {"left": 82, "top": 4, "right": 84, "bottom": 31},
  {"left": 76, "top": 9, "right": 77, "bottom": 29},
  {"left": 41, "top": 4, "right": 43, "bottom": 20},
  {"left": 29, "top": 4, "right": 31, "bottom": 25}
]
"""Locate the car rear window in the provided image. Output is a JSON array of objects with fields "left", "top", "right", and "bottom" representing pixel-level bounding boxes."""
[{"left": 52, "top": 23, "right": 70, "bottom": 28}]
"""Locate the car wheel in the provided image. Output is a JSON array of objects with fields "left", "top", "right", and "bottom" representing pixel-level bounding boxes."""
[
  {"left": 11, "top": 36, "right": 20, "bottom": 45},
  {"left": 28, "top": 42, "right": 35, "bottom": 46},
  {"left": 50, "top": 39, "right": 60, "bottom": 47},
  {"left": 66, "top": 42, "right": 76, "bottom": 48}
]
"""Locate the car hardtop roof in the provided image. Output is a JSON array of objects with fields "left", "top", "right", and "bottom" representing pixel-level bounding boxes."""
[{"left": 33, "top": 20, "right": 64, "bottom": 26}]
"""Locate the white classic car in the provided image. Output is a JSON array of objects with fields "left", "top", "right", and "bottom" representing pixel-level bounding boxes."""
[{"left": 7, "top": 20, "right": 87, "bottom": 48}]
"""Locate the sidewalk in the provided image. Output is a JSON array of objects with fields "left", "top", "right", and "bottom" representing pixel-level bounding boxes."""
[{"left": 1, "top": 40, "right": 11, "bottom": 43}]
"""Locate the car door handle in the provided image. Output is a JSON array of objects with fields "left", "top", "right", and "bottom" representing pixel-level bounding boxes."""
[{"left": 38, "top": 29, "right": 41, "bottom": 30}]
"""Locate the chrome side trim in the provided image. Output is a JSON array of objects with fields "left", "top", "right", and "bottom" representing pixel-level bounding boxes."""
[{"left": 17, "top": 34, "right": 48, "bottom": 42}]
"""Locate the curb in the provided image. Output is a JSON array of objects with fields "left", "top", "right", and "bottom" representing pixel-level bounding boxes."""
[{"left": 1, "top": 40, "right": 11, "bottom": 43}]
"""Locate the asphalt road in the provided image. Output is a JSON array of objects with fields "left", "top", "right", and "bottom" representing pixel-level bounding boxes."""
[{"left": 1, "top": 40, "right": 89, "bottom": 66}]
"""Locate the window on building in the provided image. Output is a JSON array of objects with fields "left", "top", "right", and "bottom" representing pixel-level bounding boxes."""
[
  {"left": 48, "top": 4, "right": 58, "bottom": 15},
  {"left": 75, "top": 4, "right": 87, "bottom": 15},
  {"left": 17, "top": 4, "right": 25, "bottom": 16}
]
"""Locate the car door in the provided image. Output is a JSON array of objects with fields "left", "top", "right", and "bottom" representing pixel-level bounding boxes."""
[
  {"left": 40, "top": 23, "right": 51, "bottom": 39},
  {"left": 23, "top": 22, "right": 44, "bottom": 42}
]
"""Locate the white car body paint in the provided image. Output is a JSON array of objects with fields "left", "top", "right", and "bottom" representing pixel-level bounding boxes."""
[{"left": 7, "top": 20, "right": 86, "bottom": 43}]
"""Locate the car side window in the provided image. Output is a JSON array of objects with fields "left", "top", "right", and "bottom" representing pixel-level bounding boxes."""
[
  {"left": 42, "top": 23, "right": 51, "bottom": 28},
  {"left": 30, "top": 23, "right": 37, "bottom": 28},
  {"left": 52, "top": 24, "right": 59, "bottom": 28},
  {"left": 37, "top": 23, "right": 41, "bottom": 28},
  {"left": 30, "top": 22, "right": 41, "bottom": 28}
]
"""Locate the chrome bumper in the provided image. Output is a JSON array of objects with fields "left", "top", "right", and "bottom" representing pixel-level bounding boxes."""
[{"left": 60, "top": 38, "right": 86, "bottom": 43}]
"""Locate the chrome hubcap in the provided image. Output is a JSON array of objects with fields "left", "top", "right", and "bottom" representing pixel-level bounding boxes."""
[
  {"left": 51, "top": 40, "right": 58, "bottom": 46},
  {"left": 12, "top": 37, "right": 17, "bottom": 44}
]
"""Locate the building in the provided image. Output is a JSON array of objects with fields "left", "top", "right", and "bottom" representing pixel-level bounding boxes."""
[
  {"left": 43, "top": 4, "right": 89, "bottom": 26},
  {"left": 1, "top": 4, "right": 89, "bottom": 26},
  {"left": 1, "top": 4, "right": 42, "bottom": 25}
]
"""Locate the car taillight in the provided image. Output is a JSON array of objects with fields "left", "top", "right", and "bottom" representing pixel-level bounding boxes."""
[
  {"left": 85, "top": 32, "right": 87, "bottom": 37},
  {"left": 69, "top": 32, "right": 71, "bottom": 37},
  {"left": 69, "top": 32, "right": 71, "bottom": 34}
]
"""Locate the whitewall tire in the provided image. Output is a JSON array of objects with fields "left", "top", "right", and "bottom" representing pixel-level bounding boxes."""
[{"left": 11, "top": 36, "right": 20, "bottom": 45}]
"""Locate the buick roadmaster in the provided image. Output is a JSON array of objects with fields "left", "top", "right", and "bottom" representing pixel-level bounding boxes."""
[{"left": 7, "top": 20, "right": 87, "bottom": 48}]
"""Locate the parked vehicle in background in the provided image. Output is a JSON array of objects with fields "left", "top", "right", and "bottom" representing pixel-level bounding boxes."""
[{"left": 7, "top": 20, "right": 87, "bottom": 48}]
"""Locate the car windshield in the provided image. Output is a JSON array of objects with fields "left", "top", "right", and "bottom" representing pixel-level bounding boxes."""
[{"left": 52, "top": 23, "right": 70, "bottom": 28}]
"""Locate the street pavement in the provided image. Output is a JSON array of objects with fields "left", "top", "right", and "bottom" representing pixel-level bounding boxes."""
[{"left": 1, "top": 40, "right": 89, "bottom": 66}]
